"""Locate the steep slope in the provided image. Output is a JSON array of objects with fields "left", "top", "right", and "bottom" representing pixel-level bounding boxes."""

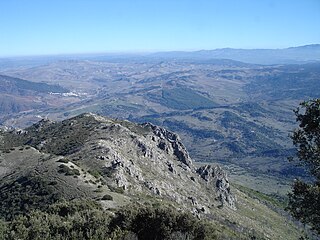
[{"left": 0, "top": 113, "right": 303, "bottom": 239}]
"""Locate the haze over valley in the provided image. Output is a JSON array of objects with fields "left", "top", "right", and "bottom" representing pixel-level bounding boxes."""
[
  {"left": 1, "top": 45, "right": 320, "bottom": 196},
  {"left": 1, "top": 0, "right": 320, "bottom": 238}
]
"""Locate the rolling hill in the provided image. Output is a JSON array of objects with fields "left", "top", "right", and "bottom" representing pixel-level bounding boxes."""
[{"left": 1, "top": 52, "right": 319, "bottom": 197}]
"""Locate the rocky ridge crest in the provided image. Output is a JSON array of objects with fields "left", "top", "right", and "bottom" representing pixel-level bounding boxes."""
[{"left": 0, "top": 113, "right": 236, "bottom": 215}]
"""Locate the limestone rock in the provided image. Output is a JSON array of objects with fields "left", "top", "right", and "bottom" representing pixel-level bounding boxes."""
[
  {"left": 197, "top": 164, "right": 236, "bottom": 209},
  {"left": 142, "top": 123, "right": 193, "bottom": 168},
  {"left": 2, "top": 113, "right": 237, "bottom": 217}
]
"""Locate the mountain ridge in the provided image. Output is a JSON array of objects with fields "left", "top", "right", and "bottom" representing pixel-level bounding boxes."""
[
  {"left": 148, "top": 44, "right": 320, "bottom": 64},
  {"left": 0, "top": 113, "right": 304, "bottom": 239},
  {"left": 1, "top": 44, "right": 319, "bottom": 66},
  {"left": 0, "top": 113, "right": 236, "bottom": 210}
]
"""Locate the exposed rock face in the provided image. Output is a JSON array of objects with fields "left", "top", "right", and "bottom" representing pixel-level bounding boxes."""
[
  {"left": 197, "top": 165, "right": 236, "bottom": 209},
  {"left": 32, "top": 118, "right": 53, "bottom": 131},
  {"left": 1, "top": 113, "right": 236, "bottom": 215},
  {"left": 143, "top": 122, "right": 193, "bottom": 168}
]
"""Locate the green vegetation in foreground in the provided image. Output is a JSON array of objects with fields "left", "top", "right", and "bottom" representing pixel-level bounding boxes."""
[
  {"left": 0, "top": 175, "right": 61, "bottom": 221},
  {"left": 0, "top": 199, "right": 222, "bottom": 240}
]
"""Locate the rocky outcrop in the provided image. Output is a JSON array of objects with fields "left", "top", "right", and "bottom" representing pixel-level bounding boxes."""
[
  {"left": 31, "top": 118, "right": 53, "bottom": 132},
  {"left": 143, "top": 123, "right": 192, "bottom": 168},
  {"left": 197, "top": 165, "right": 236, "bottom": 209},
  {"left": 2, "top": 113, "right": 237, "bottom": 217}
]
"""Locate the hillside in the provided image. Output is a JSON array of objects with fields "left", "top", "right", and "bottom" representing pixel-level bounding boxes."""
[
  {"left": 0, "top": 74, "right": 85, "bottom": 121},
  {"left": 1, "top": 57, "right": 319, "bottom": 198},
  {"left": 0, "top": 74, "right": 67, "bottom": 95},
  {"left": 0, "top": 74, "right": 70, "bottom": 115},
  {"left": 0, "top": 114, "right": 306, "bottom": 239}
]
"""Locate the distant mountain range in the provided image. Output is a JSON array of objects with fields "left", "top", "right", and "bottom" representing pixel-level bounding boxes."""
[
  {"left": 149, "top": 44, "right": 320, "bottom": 64},
  {"left": 0, "top": 45, "right": 319, "bottom": 69}
]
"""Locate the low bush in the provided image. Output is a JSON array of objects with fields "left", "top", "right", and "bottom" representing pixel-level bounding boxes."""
[
  {"left": 0, "top": 175, "right": 61, "bottom": 221},
  {"left": 110, "top": 205, "right": 218, "bottom": 240},
  {"left": 0, "top": 199, "right": 218, "bottom": 240},
  {"left": 108, "top": 185, "right": 125, "bottom": 194},
  {"left": 57, "top": 164, "right": 80, "bottom": 176},
  {"left": 0, "top": 219, "right": 7, "bottom": 240},
  {"left": 88, "top": 169, "right": 101, "bottom": 178},
  {"left": 6, "top": 200, "right": 110, "bottom": 240},
  {"left": 57, "top": 158, "right": 69, "bottom": 163},
  {"left": 101, "top": 194, "right": 113, "bottom": 201}
]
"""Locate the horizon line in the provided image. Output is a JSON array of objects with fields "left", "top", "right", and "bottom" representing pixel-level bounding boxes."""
[{"left": 1, "top": 43, "right": 319, "bottom": 59}]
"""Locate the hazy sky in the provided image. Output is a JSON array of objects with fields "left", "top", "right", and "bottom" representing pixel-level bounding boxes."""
[{"left": 1, "top": 0, "right": 319, "bottom": 57}]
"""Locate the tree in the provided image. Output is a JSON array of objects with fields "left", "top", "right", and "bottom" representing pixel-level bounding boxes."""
[{"left": 287, "top": 99, "right": 320, "bottom": 233}]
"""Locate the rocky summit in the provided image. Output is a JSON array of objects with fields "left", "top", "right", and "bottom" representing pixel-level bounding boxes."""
[
  {"left": 0, "top": 113, "right": 235, "bottom": 211},
  {"left": 0, "top": 113, "right": 303, "bottom": 239}
]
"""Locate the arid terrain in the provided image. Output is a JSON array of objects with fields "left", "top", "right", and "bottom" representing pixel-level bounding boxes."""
[
  {"left": 1, "top": 49, "right": 320, "bottom": 196},
  {"left": 1, "top": 45, "right": 320, "bottom": 238}
]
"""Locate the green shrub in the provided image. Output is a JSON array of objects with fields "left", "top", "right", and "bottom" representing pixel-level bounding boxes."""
[
  {"left": 47, "top": 199, "right": 102, "bottom": 216},
  {"left": 57, "top": 158, "right": 69, "bottom": 163},
  {"left": 0, "top": 219, "right": 7, "bottom": 240},
  {"left": 110, "top": 205, "right": 218, "bottom": 240},
  {"left": 1, "top": 199, "right": 220, "bottom": 240},
  {"left": 101, "top": 166, "right": 117, "bottom": 178},
  {"left": 57, "top": 164, "right": 80, "bottom": 176},
  {"left": 6, "top": 200, "right": 111, "bottom": 240},
  {"left": 108, "top": 185, "right": 125, "bottom": 194},
  {"left": 0, "top": 176, "right": 61, "bottom": 221},
  {"left": 101, "top": 194, "right": 113, "bottom": 201},
  {"left": 89, "top": 180, "right": 96, "bottom": 185},
  {"left": 88, "top": 169, "right": 101, "bottom": 178}
]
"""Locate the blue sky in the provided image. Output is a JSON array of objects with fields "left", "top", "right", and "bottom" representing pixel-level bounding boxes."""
[{"left": 0, "top": 0, "right": 319, "bottom": 57}]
